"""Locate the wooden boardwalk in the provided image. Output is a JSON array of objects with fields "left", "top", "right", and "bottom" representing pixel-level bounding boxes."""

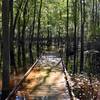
[{"left": 6, "top": 52, "right": 75, "bottom": 100}]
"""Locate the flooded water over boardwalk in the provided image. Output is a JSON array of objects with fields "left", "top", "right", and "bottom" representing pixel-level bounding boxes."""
[{"left": 15, "top": 53, "right": 71, "bottom": 100}]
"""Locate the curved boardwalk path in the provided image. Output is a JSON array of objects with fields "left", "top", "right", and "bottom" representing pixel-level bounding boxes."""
[{"left": 6, "top": 52, "right": 75, "bottom": 100}]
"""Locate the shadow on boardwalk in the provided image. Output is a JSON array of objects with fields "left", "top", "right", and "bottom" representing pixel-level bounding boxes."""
[{"left": 15, "top": 53, "right": 71, "bottom": 100}]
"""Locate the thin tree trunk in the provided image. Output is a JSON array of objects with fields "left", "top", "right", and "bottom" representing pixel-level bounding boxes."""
[
  {"left": 47, "top": 20, "right": 50, "bottom": 50},
  {"left": 95, "top": 0, "right": 97, "bottom": 27},
  {"left": 58, "top": 29, "right": 60, "bottom": 48},
  {"left": 58, "top": 11, "right": 62, "bottom": 48},
  {"left": 97, "top": 1, "right": 99, "bottom": 34},
  {"left": 21, "top": 0, "right": 28, "bottom": 69},
  {"left": 13, "top": 0, "right": 24, "bottom": 33},
  {"left": 0, "top": 31, "right": 1, "bottom": 68},
  {"left": 29, "top": 0, "right": 37, "bottom": 64},
  {"left": 73, "top": 0, "right": 77, "bottom": 74},
  {"left": 9, "top": 0, "right": 24, "bottom": 74},
  {"left": 17, "top": 17, "right": 22, "bottom": 68},
  {"left": 65, "top": 0, "right": 69, "bottom": 70},
  {"left": 80, "top": 0, "right": 85, "bottom": 73},
  {"left": 2, "top": 0, "right": 10, "bottom": 99},
  {"left": 9, "top": 0, "right": 18, "bottom": 74},
  {"left": 37, "top": 0, "right": 43, "bottom": 57}
]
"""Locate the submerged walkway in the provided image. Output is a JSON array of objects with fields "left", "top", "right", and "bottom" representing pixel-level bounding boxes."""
[{"left": 7, "top": 52, "right": 74, "bottom": 100}]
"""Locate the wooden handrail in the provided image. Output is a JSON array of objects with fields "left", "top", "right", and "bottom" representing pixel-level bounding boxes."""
[
  {"left": 6, "top": 52, "right": 75, "bottom": 100},
  {"left": 6, "top": 58, "right": 40, "bottom": 100},
  {"left": 61, "top": 59, "right": 74, "bottom": 100},
  {"left": 59, "top": 51, "right": 75, "bottom": 100}
]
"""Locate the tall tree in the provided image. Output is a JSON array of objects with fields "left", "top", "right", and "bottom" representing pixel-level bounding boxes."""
[
  {"left": 80, "top": 0, "right": 85, "bottom": 73},
  {"left": 17, "top": 16, "right": 22, "bottom": 68},
  {"left": 37, "top": 0, "right": 43, "bottom": 57},
  {"left": 29, "top": 0, "right": 37, "bottom": 64},
  {"left": 2, "top": 0, "right": 10, "bottom": 99},
  {"left": 57, "top": 11, "right": 62, "bottom": 48},
  {"left": 47, "top": 19, "right": 50, "bottom": 49},
  {"left": 13, "top": 0, "right": 24, "bottom": 32},
  {"left": 9, "top": 0, "right": 24, "bottom": 72},
  {"left": 21, "top": 0, "right": 28, "bottom": 68},
  {"left": 0, "top": 30, "right": 2, "bottom": 68},
  {"left": 9, "top": 0, "right": 17, "bottom": 74},
  {"left": 73, "top": 0, "right": 77, "bottom": 74},
  {"left": 65, "top": 0, "right": 69, "bottom": 70}
]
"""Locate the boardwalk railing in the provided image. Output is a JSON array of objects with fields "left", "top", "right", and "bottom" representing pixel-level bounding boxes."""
[
  {"left": 6, "top": 52, "right": 76, "bottom": 100},
  {"left": 6, "top": 58, "right": 40, "bottom": 100},
  {"left": 59, "top": 50, "right": 75, "bottom": 100}
]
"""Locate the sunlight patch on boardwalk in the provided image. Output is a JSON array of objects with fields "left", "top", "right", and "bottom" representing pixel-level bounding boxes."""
[{"left": 17, "top": 53, "right": 71, "bottom": 100}]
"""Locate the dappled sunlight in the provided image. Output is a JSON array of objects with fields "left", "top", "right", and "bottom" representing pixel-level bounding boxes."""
[
  {"left": 1, "top": 0, "right": 100, "bottom": 99},
  {"left": 22, "top": 68, "right": 49, "bottom": 90},
  {"left": 14, "top": 54, "right": 71, "bottom": 99}
]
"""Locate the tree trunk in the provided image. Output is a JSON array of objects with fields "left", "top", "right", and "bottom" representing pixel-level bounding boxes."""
[
  {"left": 21, "top": 0, "right": 28, "bottom": 69},
  {"left": 9, "top": 0, "right": 18, "bottom": 74},
  {"left": 29, "top": 0, "right": 37, "bottom": 64},
  {"left": 17, "top": 17, "right": 22, "bottom": 68},
  {"left": 13, "top": 0, "right": 24, "bottom": 32},
  {"left": 47, "top": 20, "right": 51, "bottom": 50},
  {"left": 80, "top": 0, "right": 85, "bottom": 73},
  {"left": 73, "top": 0, "right": 77, "bottom": 74},
  {"left": 65, "top": 0, "right": 69, "bottom": 70},
  {"left": 1, "top": 0, "right": 10, "bottom": 99},
  {"left": 0, "top": 31, "right": 1, "bottom": 68},
  {"left": 58, "top": 11, "right": 62, "bottom": 48},
  {"left": 37, "top": 0, "right": 43, "bottom": 58}
]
